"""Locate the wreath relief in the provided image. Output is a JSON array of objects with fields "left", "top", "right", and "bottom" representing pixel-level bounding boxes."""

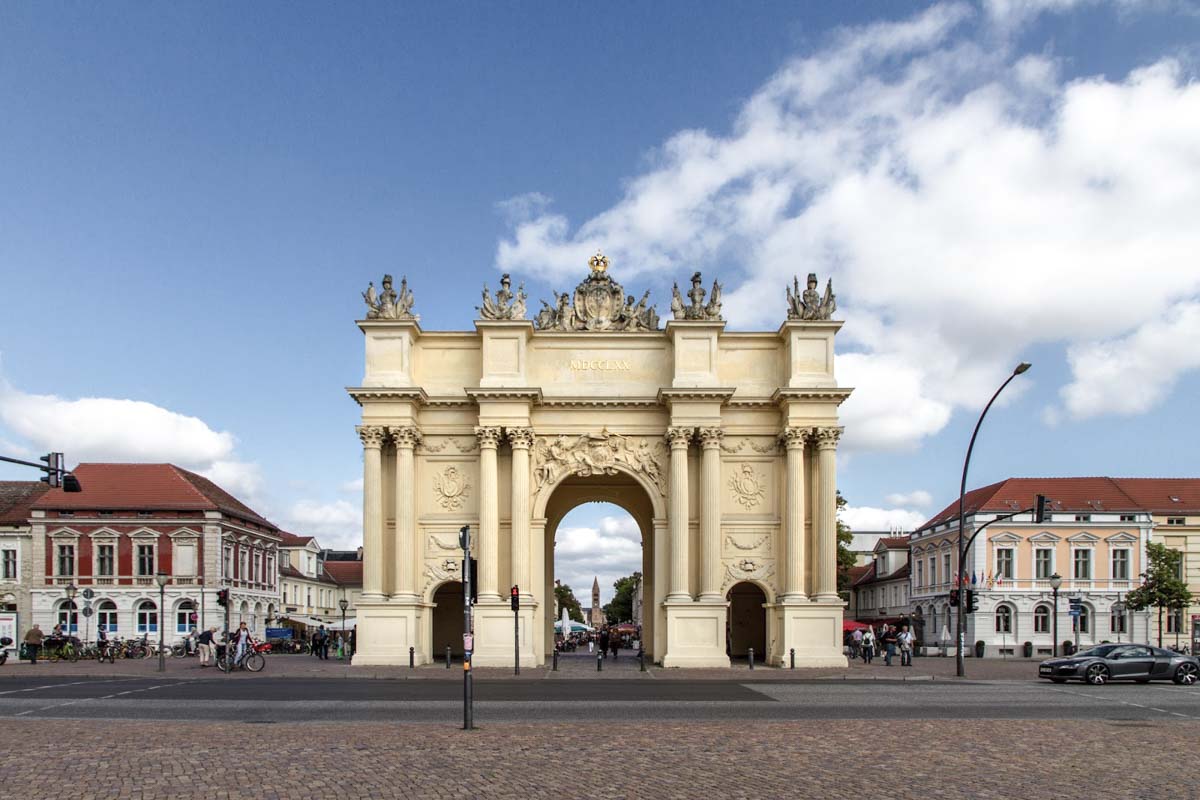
[
  {"left": 728, "top": 463, "right": 766, "bottom": 509},
  {"left": 433, "top": 466, "right": 471, "bottom": 510}
]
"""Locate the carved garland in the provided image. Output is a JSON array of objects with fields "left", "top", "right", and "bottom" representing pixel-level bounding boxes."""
[
  {"left": 723, "top": 558, "right": 776, "bottom": 592},
  {"left": 725, "top": 534, "right": 769, "bottom": 552},
  {"left": 533, "top": 430, "right": 668, "bottom": 496}
]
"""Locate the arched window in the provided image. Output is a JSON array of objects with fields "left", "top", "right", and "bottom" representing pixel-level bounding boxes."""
[
  {"left": 1073, "top": 604, "right": 1090, "bottom": 635},
  {"left": 98, "top": 600, "right": 118, "bottom": 633},
  {"left": 1111, "top": 605, "right": 1127, "bottom": 634},
  {"left": 137, "top": 600, "right": 158, "bottom": 634},
  {"left": 1034, "top": 604, "right": 1050, "bottom": 634},
  {"left": 931, "top": 607, "right": 939, "bottom": 634},
  {"left": 57, "top": 600, "right": 79, "bottom": 634},
  {"left": 238, "top": 600, "right": 248, "bottom": 624},
  {"left": 994, "top": 605, "right": 1013, "bottom": 634},
  {"left": 176, "top": 600, "right": 196, "bottom": 634}
]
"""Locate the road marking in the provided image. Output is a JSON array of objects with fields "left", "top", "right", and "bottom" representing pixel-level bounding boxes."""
[
  {"left": 4, "top": 681, "right": 184, "bottom": 718},
  {"left": 1043, "top": 685, "right": 1200, "bottom": 720},
  {"left": 0, "top": 678, "right": 138, "bottom": 697}
]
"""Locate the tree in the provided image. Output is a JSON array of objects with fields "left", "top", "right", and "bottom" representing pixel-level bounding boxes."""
[
  {"left": 554, "top": 581, "right": 584, "bottom": 623},
  {"left": 836, "top": 490, "right": 857, "bottom": 598},
  {"left": 1124, "top": 542, "right": 1192, "bottom": 648},
  {"left": 603, "top": 572, "right": 641, "bottom": 624}
]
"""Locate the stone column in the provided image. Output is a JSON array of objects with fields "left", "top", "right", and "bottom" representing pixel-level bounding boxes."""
[
  {"left": 782, "top": 428, "right": 808, "bottom": 602},
  {"left": 697, "top": 427, "right": 724, "bottom": 602},
  {"left": 475, "top": 426, "right": 503, "bottom": 601},
  {"left": 508, "top": 428, "right": 534, "bottom": 595},
  {"left": 665, "top": 427, "right": 693, "bottom": 602},
  {"left": 357, "top": 425, "right": 387, "bottom": 600},
  {"left": 813, "top": 427, "right": 843, "bottom": 602},
  {"left": 389, "top": 426, "right": 421, "bottom": 601}
]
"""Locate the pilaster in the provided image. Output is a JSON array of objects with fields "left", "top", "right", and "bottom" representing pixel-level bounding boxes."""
[
  {"left": 389, "top": 426, "right": 421, "bottom": 601},
  {"left": 475, "top": 426, "right": 502, "bottom": 602},
  {"left": 697, "top": 426, "right": 724, "bottom": 602},
  {"left": 781, "top": 427, "right": 808, "bottom": 603},
  {"left": 357, "top": 425, "right": 387, "bottom": 600},
  {"left": 813, "top": 426, "right": 842, "bottom": 602}
]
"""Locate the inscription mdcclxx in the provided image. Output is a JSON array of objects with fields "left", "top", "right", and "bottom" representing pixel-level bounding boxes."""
[{"left": 568, "top": 359, "right": 632, "bottom": 371}]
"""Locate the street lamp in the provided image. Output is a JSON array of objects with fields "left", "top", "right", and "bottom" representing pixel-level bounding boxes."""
[
  {"left": 1112, "top": 597, "right": 1126, "bottom": 644},
  {"left": 956, "top": 362, "right": 1031, "bottom": 678},
  {"left": 64, "top": 583, "right": 77, "bottom": 637},
  {"left": 155, "top": 571, "right": 169, "bottom": 672},
  {"left": 339, "top": 597, "right": 349, "bottom": 661},
  {"left": 1050, "top": 573, "right": 1062, "bottom": 657}
]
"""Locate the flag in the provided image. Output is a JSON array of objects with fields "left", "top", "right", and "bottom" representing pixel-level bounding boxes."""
[
  {"left": 971, "top": 571, "right": 978, "bottom": 585},
  {"left": 987, "top": 571, "right": 995, "bottom": 589}
]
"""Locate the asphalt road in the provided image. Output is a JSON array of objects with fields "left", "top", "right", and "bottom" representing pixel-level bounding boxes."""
[{"left": 1, "top": 676, "right": 1198, "bottom": 723}]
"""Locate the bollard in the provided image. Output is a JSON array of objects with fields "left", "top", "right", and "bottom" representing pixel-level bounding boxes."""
[
  {"left": 790, "top": 648, "right": 795, "bottom": 670},
  {"left": 409, "top": 646, "right": 415, "bottom": 669},
  {"left": 552, "top": 649, "right": 558, "bottom": 671},
  {"left": 748, "top": 647, "right": 755, "bottom": 670},
  {"left": 597, "top": 652, "right": 603, "bottom": 672},
  {"left": 446, "top": 645, "right": 452, "bottom": 669},
  {"left": 639, "top": 649, "right": 646, "bottom": 672}
]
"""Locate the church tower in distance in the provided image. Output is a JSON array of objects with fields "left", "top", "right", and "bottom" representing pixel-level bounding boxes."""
[{"left": 590, "top": 577, "right": 604, "bottom": 627}]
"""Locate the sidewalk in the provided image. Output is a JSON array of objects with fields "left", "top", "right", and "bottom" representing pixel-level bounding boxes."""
[{"left": 0, "top": 651, "right": 1044, "bottom": 681}]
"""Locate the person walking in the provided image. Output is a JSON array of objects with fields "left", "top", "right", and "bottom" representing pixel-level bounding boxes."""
[
  {"left": 197, "top": 626, "right": 215, "bottom": 667},
  {"left": 898, "top": 624, "right": 915, "bottom": 667},
  {"left": 23, "top": 624, "right": 44, "bottom": 665},
  {"left": 861, "top": 626, "right": 875, "bottom": 664},
  {"left": 315, "top": 625, "right": 329, "bottom": 660},
  {"left": 598, "top": 628, "right": 610, "bottom": 659},
  {"left": 882, "top": 625, "right": 899, "bottom": 666},
  {"left": 850, "top": 627, "right": 863, "bottom": 660},
  {"left": 610, "top": 635, "right": 619, "bottom": 660}
]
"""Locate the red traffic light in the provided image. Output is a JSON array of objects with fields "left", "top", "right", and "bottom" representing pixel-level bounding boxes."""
[{"left": 510, "top": 585, "right": 519, "bottom": 611}]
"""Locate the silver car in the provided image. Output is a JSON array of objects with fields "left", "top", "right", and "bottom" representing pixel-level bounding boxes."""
[{"left": 1039, "top": 643, "right": 1199, "bottom": 686}]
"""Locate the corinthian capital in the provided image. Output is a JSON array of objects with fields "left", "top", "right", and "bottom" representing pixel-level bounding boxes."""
[
  {"left": 507, "top": 427, "right": 535, "bottom": 449},
  {"left": 356, "top": 425, "right": 388, "bottom": 449},
  {"left": 389, "top": 426, "right": 422, "bottom": 449},
  {"left": 812, "top": 426, "right": 843, "bottom": 451},
  {"left": 697, "top": 427, "right": 724, "bottom": 449},
  {"left": 474, "top": 426, "right": 503, "bottom": 449},
  {"left": 781, "top": 427, "right": 808, "bottom": 451},
  {"left": 665, "top": 426, "right": 693, "bottom": 449}
]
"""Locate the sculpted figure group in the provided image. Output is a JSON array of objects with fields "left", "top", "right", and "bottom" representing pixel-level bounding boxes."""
[
  {"left": 533, "top": 430, "right": 666, "bottom": 495},
  {"left": 670, "top": 271, "right": 723, "bottom": 321},
  {"left": 362, "top": 274, "right": 417, "bottom": 320},
  {"left": 478, "top": 273, "right": 528, "bottom": 320},
  {"left": 786, "top": 273, "right": 837, "bottom": 321}
]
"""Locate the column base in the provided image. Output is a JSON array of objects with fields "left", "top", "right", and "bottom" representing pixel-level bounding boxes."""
[
  {"left": 467, "top": 599, "right": 539, "bottom": 668},
  {"left": 660, "top": 601, "right": 730, "bottom": 668},
  {"left": 779, "top": 593, "right": 810, "bottom": 604},
  {"left": 351, "top": 599, "right": 428, "bottom": 666},
  {"left": 773, "top": 601, "right": 847, "bottom": 668}
]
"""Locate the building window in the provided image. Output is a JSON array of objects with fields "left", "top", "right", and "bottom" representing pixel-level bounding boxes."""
[
  {"left": 1034, "top": 605, "right": 1050, "bottom": 633},
  {"left": 1, "top": 548, "right": 16, "bottom": 580},
  {"left": 137, "top": 511, "right": 153, "bottom": 518},
  {"left": 996, "top": 549, "right": 1014, "bottom": 580},
  {"left": 1111, "top": 607, "right": 1126, "bottom": 634},
  {"left": 57, "top": 543, "right": 75, "bottom": 576},
  {"left": 306, "top": 588, "right": 312, "bottom": 607},
  {"left": 1111, "top": 549, "right": 1129, "bottom": 580},
  {"left": 1119, "top": 514, "right": 1135, "bottom": 522},
  {"left": 1075, "top": 514, "right": 1091, "bottom": 522},
  {"left": 136, "top": 600, "right": 158, "bottom": 634},
  {"left": 253, "top": 552, "right": 262, "bottom": 584},
  {"left": 1166, "top": 517, "right": 1186, "bottom": 526},
  {"left": 995, "top": 605, "right": 1013, "bottom": 634},
  {"left": 942, "top": 554, "right": 951, "bottom": 586},
  {"left": 176, "top": 601, "right": 195, "bottom": 634},
  {"left": 916, "top": 559, "right": 924, "bottom": 588},
  {"left": 97, "top": 600, "right": 118, "bottom": 633},
  {"left": 1073, "top": 605, "right": 1090, "bottom": 635},
  {"left": 1167, "top": 607, "right": 1184, "bottom": 634},
  {"left": 58, "top": 600, "right": 79, "bottom": 633},
  {"left": 223, "top": 545, "right": 233, "bottom": 579},
  {"left": 1035, "top": 548, "right": 1053, "bottom": 579},
  {"left": 929, "top": 557, "right": 937, "bottom": 586},
  {"left": 1073, "top": 549, "right": 1092, "bottom": 580},
  {"left": 96, "top": 544, "right": 115, "bottom": 576},
  {"left": 239, "top": 549, "right": 248, "bottom": 580},
  {"left": 136, "top": 544, "right": 155, "bottom": 576}
]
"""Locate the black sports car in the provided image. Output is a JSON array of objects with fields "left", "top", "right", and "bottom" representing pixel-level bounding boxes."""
[{"left": 1039, "top": 643, "right": 1199, "bottom": 685}]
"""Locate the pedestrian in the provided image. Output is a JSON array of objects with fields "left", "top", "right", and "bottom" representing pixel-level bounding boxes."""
[
  {"left": 861, "top": 626, "right": 875, "bottom": 664},
  {"left": 588, "top": 635, "right": 595, "bottom": 654},
  {"left": 23, "top": 624, "right": 44, "bottom": 665},
  {"left": 898, "top": 624, "right": 915, "bottom": 667},
  {"left": 851, "top": 627, "right": 863, "bottom": 660},
  {"left": 598, "top": 628, "right": 610, "bottom": 659},
  {"left": 197, "top": 626, "right": 216, "bottom": 667},
  {"left": 882, "top": 625, "right": 898, "bottom": 666},
  {"left": 315, "top": 625, "right": 329, "bottom": 660},
  {"left": 349, "top": 626, "right": 356, "bottom": 658},
  {"left": 610, "top": 635, "right": 619, "bottom": 660}
]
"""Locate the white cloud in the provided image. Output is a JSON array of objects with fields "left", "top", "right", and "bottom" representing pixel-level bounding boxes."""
[
  {"left": 884, "top": 490, "right": 934, "bottom": 508},
  {"left": 840, "top": 505, "right": 928, "bottom": 532},
  {"left": 281, "top": 499, "right": 362, "bottom": 550},
  {"left": 340, "top": 477, "right": 364, "bottom": 494},
  {"left": 494, "top": 3, "right": 1200, "bottom": 451},
  {"left": 554, "top": 515, "right": 643, "bottom": 605}
]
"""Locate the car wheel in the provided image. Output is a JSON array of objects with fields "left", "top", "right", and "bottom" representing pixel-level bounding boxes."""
[
  {"left": 1085, "top": 663, "right": 1109, "bottom": 685},
  {"left": 1050, "top": 678, "right": 1067, "bottom": 684},
  {"left": 1173, "top": 662, "right": 1199, "bottom": 686}
]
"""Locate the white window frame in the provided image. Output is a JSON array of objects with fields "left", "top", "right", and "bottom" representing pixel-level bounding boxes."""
[
  {"left": 1033, "top": 604, "right": 1050, "bottom": 633},
  {"left": 1072, "top": 548, "right": 1093, "bottom": 581},
  {"left": 1111, "top": 548, "right": 1130, "bottom": 581},
  {"left": 916, "top": 559, "right": 924, "bottom": 588},
  {"left": 135, "top": 543, "right": 156, "bottom": 577},
  {"left": 996, "top": 548, "right": 1015, "bottom": 581},
  {"left": 1167, "top": 607, "right": 1184, "bottom": 634},
  {"left": 1, "top": 546, "right": 18, "bottom": 581},
  {"left": 1035, "top": 548, "right": 1054, "bottom": 579},
  {"left": 995, "top": 605, "right": 1013, "bottom": 634},
  {"left": 175, "top": 601, "right": 195, "bottom": 634},
  {"left": 57, "top": 600, "right": 79, "bottom": 633},
  {"left": 1110, "top": 607, "right": 1127, "bottom": 634},
  {"left": 1073, "top": 604, "right": 1091, "bottom": 634},
  {"left": 56, "top": 542, "right": 76, "bottom": 577},
  {"left": 97, "top": 600, "right": 118, "bottom": 633},
  {"left": 136, "top": 600, "right": 159, "bottom": 634},
  {"left": 96, "top": 543, "right": 116, "bottom": 577}
]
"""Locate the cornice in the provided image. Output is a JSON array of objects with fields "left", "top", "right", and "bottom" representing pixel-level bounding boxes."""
[
  {"left": 657, "top": 388, "right": 736, "bottom": 406},
  {"left": 539, "top": 396, "right": 662, "bottom": 409},
  {"left": 776, "top": 319, "right": 845, "bottom": 336},
  {"left": 772, "top": 388, "right": 853, "bottom": 407},
  {"left": 355, "top": 319, "right": 423, "bottom": 335},
  {"left": 346, "top": 387, "right": 430, "bottom": 407},
  {"left": 464, "top": 388, "right": 543, "bottom": 404}
]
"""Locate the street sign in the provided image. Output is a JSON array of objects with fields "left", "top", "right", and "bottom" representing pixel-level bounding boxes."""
[
  {"left": 463, "top": 633, "right": 474, "bottom": 651},
  {"left": 81, "top": 606, "right": 94, "bottom": 618},
  {"left": 1069, "top": 608, "right": 1081, "bottom": 617},
  {"left": 81, "top": 588, "right": 94, "bottom": 600},
  {"left": 189, "top": 612, "right": 198, "bottom": 623}
]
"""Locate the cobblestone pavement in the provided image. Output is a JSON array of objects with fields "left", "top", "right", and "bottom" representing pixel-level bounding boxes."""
[{"left": 2, "top": 718, "right": 1196, "bottom": 800}]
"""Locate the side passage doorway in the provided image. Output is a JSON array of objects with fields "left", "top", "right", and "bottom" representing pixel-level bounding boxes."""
[
  {"left": 726, "top": 582, "right": 767, "bottom": 664},
  {"left": 431, "top": 581, "right": 464, "bottom": 661}
]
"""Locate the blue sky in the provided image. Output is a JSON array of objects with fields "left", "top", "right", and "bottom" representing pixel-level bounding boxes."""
[{"left": 2, "top": 2, "right": 1199, "bottom": 603}]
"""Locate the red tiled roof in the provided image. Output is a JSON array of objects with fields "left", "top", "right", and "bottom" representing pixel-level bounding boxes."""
[
  {"left": 31, "top": 463, "right": 277, "bottom": 530},
  {"left": 1112, "top": 479, "right": 1200, "bottom": 513},
  {"left": 323, "top": 561, "right": 363, "bottom": 587},
  {"left": 877, "top": 536, "right": 911, "bottom": 549},
  {"left": 277, "top": 531, "right": 316, "bottom": 547},
  {"left": 852, "top": 561, "right": 910, "bottom": 587},
  {"left": 0, "top": 481, "right": 50, "bottom": 525},
  {"left": 850, "top": 563, "right": 876, "bottom": 587},
  {"left": 280, "top": 564, "right": 306, "bottom": 579},
  {"left": 918, "top": 477, "right": 1147, "bottom": 531}
]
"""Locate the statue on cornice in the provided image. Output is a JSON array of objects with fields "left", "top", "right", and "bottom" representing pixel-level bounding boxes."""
[
  {"left": 478, "top": 273, "right": 528, "bottom": 320},
  {"left": 787, "top": 273, "right": 836, "bottom": 320},
  {"left": 534, "top": 251, "right": 660, "bottom": 331},
  {"left": 671, "top": 271, "right": 724, "bottom": 321},
  {"left": 362, "top": 274, "right": 418, "bottom": 320}
]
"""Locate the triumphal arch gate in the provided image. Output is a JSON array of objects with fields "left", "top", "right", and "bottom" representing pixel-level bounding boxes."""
[{"left": 349, "top": 257, "right": 849, "bottom": 668}]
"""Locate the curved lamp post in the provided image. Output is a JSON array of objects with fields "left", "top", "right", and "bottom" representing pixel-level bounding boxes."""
[
  {"left": 64, "top": 582, "right": 78, "bottom": 637},
  {"left": 155, "top": 571, "right": 169, "bottom": 672},
  {"left": 956, "top": 362, "right": 1031, "bottom": 678},
  {"left": 1050, "top": 573, "right": 1062, "bottom": 657}
]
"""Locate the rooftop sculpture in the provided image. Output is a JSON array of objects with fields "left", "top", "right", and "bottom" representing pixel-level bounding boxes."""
[
  {"left": 362, "top": 274, "right": 417, "bottom": 320},
  {"left": 671, "top": 271, "right": 723, "bottom": 321},
  {"left": 534, "top": 251, "right": 660, "bottom": 331},
  {"left": 478, "top": 273, "right": 528, "bottom": 320},
  {"left": 786, "top": 273, "right": 837, "bottom": 321}
]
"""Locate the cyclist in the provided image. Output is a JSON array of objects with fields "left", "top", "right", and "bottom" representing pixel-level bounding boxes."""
[{"left": 231, "top": 621, "right": 252, "bottom": 665}]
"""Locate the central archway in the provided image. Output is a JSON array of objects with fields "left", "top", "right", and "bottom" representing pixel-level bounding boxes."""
[{"left": 536, "top": 468, "right": 665, "bottom": 663}]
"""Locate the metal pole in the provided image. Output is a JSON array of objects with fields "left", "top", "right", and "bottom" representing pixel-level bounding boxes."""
[
  {"left": 552, "top": 649, "right": 558, "bottom": 671},
  {"left": 158, "top": 582, "right": 166, "bottom": 673},
  {"left": 790, "top": 648, "right": 795, "bottom": 669},
  {"left": 1052, "top": 587, "right": 1058, "bottom": 657},
  {"left": 409, "top": 646, "right": 414, "bottom": 669},
  {"left": 446, "top": 645, "right": 452, "bottom": 668},
  {"left": 597, "top": 651, "right": 602, "bottom": 671},
  {"left": 514, "top": 605, "right": 519, "bottom": 676},
  {"left": 639, "top": 648, "right": 646, "bottom": 672},
  {"left": 955, "top": 364, "right": 1029, "bottom": 678},
  {"left": 463, "top": 536, "right": 473, "bottom": 731},
  {"left": 1074, "top": 605, "right": 1080, "bottom": 654},
  {"left": 748, "top": 647, "right": 755, "bottom": 669}
]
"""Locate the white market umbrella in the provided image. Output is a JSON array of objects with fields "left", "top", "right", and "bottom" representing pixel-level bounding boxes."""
[{"left": 554, "top": 620, "right": 593, "bottom": 633}]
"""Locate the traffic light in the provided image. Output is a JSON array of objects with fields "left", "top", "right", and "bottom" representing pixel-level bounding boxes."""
[
  {"left": 461, "top": 559, "right": 478, "bottom": 603},
  {"left": 966, "top": 590, "right": 979, "bottom": 613},
  {"left": 40, "top": 452, "right": 63, "bottom": 488},
  {"left": 1035, "top": 494, "right": 1048, "bottom": 524},
  {"left": 511, "top": 585, "right": 520, "bottom": 611},
  {"left": 216, "top": 589, "right": 229, "bottom": 608},
  {"left": 949, "top": 590, "right": 959, "bottom": 607}
]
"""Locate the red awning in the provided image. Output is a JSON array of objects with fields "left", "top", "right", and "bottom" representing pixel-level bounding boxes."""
[{"left": 843, "top": 620, "right": 871, "bottom": 632}]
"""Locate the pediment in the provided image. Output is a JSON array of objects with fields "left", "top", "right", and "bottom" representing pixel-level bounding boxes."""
[
  {"left": 989, "top": 532, "right": 1021, "bottom": 544},
  {"left": 48, "top": 527, "right": 83, "bottom": 539},
  {"left": 88, "top": 527, "right": 121, "bottom": 539},
  {"left": 1105, "top": 532, "right": 1138, "bottom": 544},
  {"left": 129, "top": 527, "right": 161, "bottom": 540},
  {"left": 167, "top": 527, "right": 201, "bottom": 539},
  {"left": 1029, "top": 531, "right": 1061, "bottom": 543},
  {"left": 1067, "top": 531, "right": 1100, "bottom": 543}
]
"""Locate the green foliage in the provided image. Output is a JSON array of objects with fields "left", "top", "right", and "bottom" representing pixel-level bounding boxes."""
[
  {"left": 554, "top": 582, "right": 584, "bottom": 623},
  {"left": 1124, "top": 542, "right": 1192, "bottom": 647},
  {"left": 836, "top": 490, "right": 857, "bottom": 597},
  {"left": 602, "top": 572, "right": 641, "bottom": 625}
]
